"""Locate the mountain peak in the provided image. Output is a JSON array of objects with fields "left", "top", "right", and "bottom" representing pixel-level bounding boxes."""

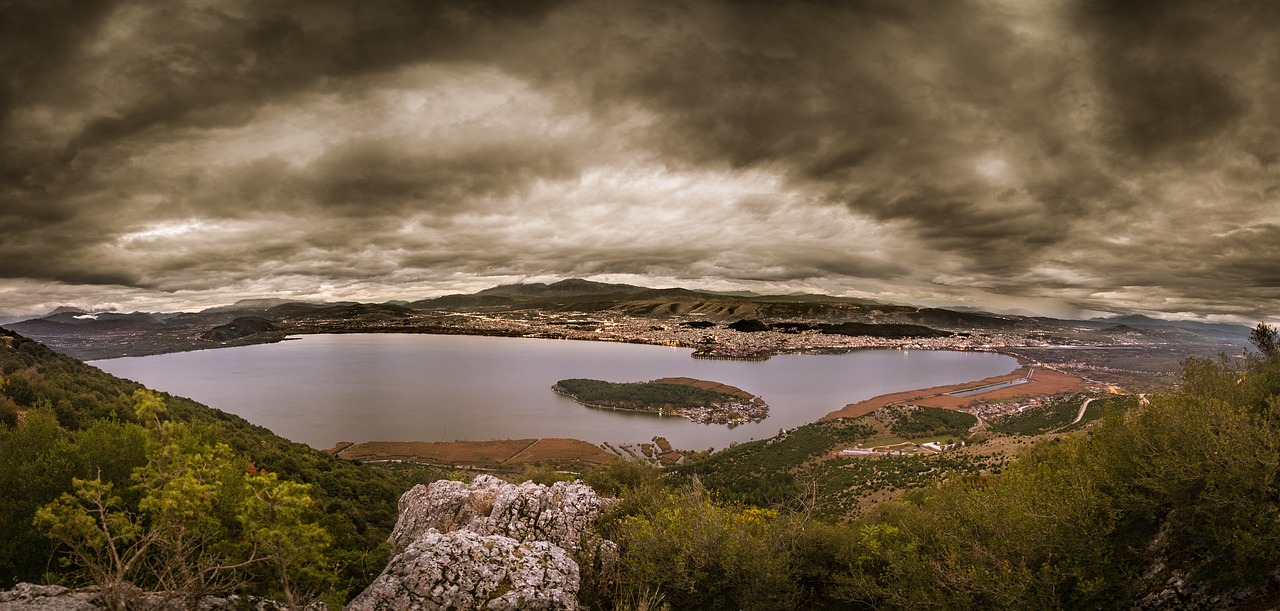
[
  {"left": 475, "top": 279, "right": 647, "bottom": 297},
  {"left": 201, "top": 298, "right": 318, "bottom": 313}
]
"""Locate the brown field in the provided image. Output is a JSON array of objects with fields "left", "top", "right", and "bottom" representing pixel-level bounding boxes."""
[
  {"left": 821, "top": 366, "right": 1093, "bottom": 420},
  {"left": 338, "top": 439, "right": 535, "bottom": 463},
  {"left": 336, "top": 437, "right": 613, "bottom": 465},
  {"left": 652, "top": 376, "right": 754, "bottom": 399},
  {"left": 504, "top": 438, "right": 614, "bottom": 464}
]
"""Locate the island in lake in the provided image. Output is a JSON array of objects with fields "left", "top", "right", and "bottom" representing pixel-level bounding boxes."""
[{"left": 552, "top": 376, "right": 769, "bottom": 425}]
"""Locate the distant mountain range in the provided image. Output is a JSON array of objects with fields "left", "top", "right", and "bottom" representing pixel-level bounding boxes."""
[
  {"left": 199, "top": 298, "right": 332, "bottom": 313},
  {"left": 1088, "top": 314, "right": 1253, "bottom": 343},
  {"left": 2, "top": 279, "right": 1254, "bottom": 360},
  {"left": 408, "top": 279, "right": 895, "bottom": 321},
  {"left": 476, "top": 278, "right": 645, "bottom": 297}
]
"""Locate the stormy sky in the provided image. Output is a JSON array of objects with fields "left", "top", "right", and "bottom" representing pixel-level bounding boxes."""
[{"left": 3, "top": 0, "right": 1279, "bottom": 322}]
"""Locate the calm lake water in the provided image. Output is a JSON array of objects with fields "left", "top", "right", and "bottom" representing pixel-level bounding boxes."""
[{"left": 91, "top": 334, "right": 1017, "bottom": 450}]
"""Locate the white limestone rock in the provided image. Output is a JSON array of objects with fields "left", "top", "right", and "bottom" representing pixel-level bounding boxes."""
[
  {"left": 350, "top": 475, "right": 616, "bottom": 611},
  {"left": 0, "top": 583, "right": 98, "bottom": 611},
  {"left": 348, "top": 530, "right": 578, "bottom": 610},
  {"left": 388, "top": 475, "right": 612, "bottom": 555}
]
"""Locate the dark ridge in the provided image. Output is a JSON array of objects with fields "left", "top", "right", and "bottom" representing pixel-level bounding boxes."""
[
  {"left": 407, "top": 294, "right": 519, "bottom": 309},
  {"left": 818, "top": 322, "right": 950, "bottom": 338},
  {"left": 264, "top": 302, "right": 329, "bottom": 317},
  {"left": 269, "top": 303, "right": 412, "bottom": 320},
  {"left": 475, "top": 278, "right": 647, "bottom": 298},
  {"left": 905, "top": 308, "right": 1020, "bottom": 329},
  {"left": 728, "top": 319, "right": 771, "bottom": 332},
  {"left": 770, "top": 322, "right": 816, "bottom": 332},
  {"left": 199, "top": 316, "right": 278, "bottom": 342}
]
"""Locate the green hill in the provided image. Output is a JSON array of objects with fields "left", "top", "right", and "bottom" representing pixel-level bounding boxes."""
[{"left": 0, "top": 328, "right": 427, "bottom": 604}]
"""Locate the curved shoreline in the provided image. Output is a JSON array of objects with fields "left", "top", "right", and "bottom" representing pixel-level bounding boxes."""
[
  {"left": 330, "top": 341, "right": 1063, "bottom": 464},
  {"left": 90, "top": 325, "right": 1084, "bottom": 462}
]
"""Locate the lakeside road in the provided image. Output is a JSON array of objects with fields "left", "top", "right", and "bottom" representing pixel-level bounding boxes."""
[{"left": 820, "top": 365, "right": 1093, "bottom": 421}]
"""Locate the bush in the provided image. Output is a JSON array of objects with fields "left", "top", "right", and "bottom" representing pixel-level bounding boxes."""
[{"left": 612, "top": 484, "right": 799, "bottom": 610}]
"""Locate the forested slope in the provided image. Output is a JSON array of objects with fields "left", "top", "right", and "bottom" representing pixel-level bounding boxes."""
[{"left": 0, "top": 328, "right": 420, "bottom": 606}]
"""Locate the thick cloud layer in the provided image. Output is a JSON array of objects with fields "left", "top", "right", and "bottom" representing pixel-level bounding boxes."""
[{"left": 1, "top": 0, "right": 1277, "bottom": 321}]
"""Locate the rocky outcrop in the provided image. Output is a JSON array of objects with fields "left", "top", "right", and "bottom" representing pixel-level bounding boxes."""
[
  {"left": 1131, "top": 525, "right": 1280, "bottom": 611},
  {"left": 0, "top": 583, "right": 98, "bottom": 611},
  {"left": 1131, "top": 571, "right": 1279, "bottom": 611},
  {"left": 352, "top": 530, "right": 578, "bottom": 610},
  {"left": 0, "top": 583, "right": 321, "bottom": 611},
  {"left": 347, "top": 475, "right": 615, "bottom": 611}
]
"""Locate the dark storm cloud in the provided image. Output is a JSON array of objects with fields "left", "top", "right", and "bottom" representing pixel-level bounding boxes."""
[
  {"left": 0, "top": 0, "right": 577, "bottom": 289},
  {"left": 491, "top": 0, "right": 1109, "bottom": 267},
  {"left": 1108, "top": 224, "right": 1280, "bottom": 291},
  {"left": 183, "top": 140, "right": 577, "bottom": 219},
  {"left": 0, "top": 0, "right": 115, "bottom": 144},
  {"left": 302, "top": 140, "right": 577, "bottom": 215},
  {"left": 1074, "top": 0, "right": 1276, "bottom": 159},
  {"left": 485, "top": 0, "right": 1280, "bottom": 317},
  {"left": 2, "top": 0, "right": 1279, "bottom": 320},
  {"left": 1, "top": 0, "right": 565, "bottom": 187}
]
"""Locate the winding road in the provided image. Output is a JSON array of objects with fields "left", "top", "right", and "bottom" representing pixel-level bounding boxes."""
[{"left": 1069, "top": 397, "right": 1096, "bottom": 426}]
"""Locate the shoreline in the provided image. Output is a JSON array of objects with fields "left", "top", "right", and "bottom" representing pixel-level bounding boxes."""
[
  {"left": 820, "top": 363, "right": 1092, "bottom": 421},
  {"left": 82, "top": 318, "right": 1011, "bottom": 362},
  {"left": 77, "top": 325, "right": 1091, "bottom": 464}
]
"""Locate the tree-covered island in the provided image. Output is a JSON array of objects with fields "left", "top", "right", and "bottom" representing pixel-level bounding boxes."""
[{"left": 552, "top": 377, "right": 768, "bottom": 425}]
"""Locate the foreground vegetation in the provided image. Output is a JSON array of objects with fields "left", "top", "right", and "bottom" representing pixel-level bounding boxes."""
[
  {"left": 0, "top": 329, "right": 440, "bottom": 607},
  {"left": 5, "top": 324, "right": 1280, "bottom": 609},
  {"left": 592, "top": 325, "right": 1280, "bottom": 609}
]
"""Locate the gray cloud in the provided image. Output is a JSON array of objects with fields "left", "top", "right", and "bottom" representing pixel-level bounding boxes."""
[
  {"left": 1074, "top": 0, "right": 1276, "bottom": 159},
  {"left": 1, "top": 0, "right": 1278, "bottom": 322}
]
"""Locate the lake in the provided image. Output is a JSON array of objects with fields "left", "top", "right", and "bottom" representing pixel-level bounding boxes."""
[{"left": 91, "top": 334, "right": 1018, "bottom": 450}]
